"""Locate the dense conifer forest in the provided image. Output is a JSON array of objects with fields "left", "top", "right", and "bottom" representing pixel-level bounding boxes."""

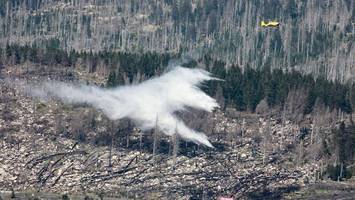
[{"left": 1, "top": 43, "right": 354, "bottom": 115}]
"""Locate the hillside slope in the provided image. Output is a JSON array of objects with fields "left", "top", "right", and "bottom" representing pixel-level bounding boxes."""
[{"left": 0, "top": 0, "right": 354, "bottom": 81}]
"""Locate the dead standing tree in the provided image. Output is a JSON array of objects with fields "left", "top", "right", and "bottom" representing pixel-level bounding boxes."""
[
  {"left": 153, "top": 114, "right": 159, "bottom": 156},
  {"left": 108, "top": 120, "right": 119, "bottom": 173},
  {"left": 309, "top": 99, "right": 330, "bottom": 161},
  {"left": 172, "top": 123, "right": 179, "bottom": 168},
  {"left": 126, "top": 120, "right": 131, "bottom": 148},
  {"left": 138, "top": 128, "right": 143, "bottom": 151},
  {"left": 54, "top": 108, "right": 64, "bottom": 135},
  {"left": 261, "top": 120, "right": 272, "bottom": 166},
  {"left": 241, "top": 118, "right": 246, "bottom": 144}
]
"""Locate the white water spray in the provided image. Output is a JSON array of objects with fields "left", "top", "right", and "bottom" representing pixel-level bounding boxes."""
[{"left": 19, "top": 67, "right": 220, "bottom": 147}]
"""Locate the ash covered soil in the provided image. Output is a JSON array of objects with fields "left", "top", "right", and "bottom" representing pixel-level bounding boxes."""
[{"left": 0, "top": 64, "right": 351, "bottom": 199}]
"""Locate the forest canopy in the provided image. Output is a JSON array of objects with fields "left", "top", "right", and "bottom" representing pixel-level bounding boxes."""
[{"left": 1, "top": 43, "right": 353, "bottom": 115}]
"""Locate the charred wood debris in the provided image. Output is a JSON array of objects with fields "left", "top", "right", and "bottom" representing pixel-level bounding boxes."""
[{"left": 0, "top": 65, "right": 329, "bottom": 199}]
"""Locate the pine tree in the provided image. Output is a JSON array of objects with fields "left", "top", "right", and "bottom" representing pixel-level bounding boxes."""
[{"left": 107, "top": 71, "right": 117, "bottom": 88}]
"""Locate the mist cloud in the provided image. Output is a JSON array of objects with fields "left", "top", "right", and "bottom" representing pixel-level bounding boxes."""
[{"left": 18, "top": 67, "right": 219, "bottom": 147}]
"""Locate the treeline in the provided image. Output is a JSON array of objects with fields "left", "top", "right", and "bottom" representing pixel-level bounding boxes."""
[
  {"left": 0, "top": 43, "right": 354, "bottom": 115},
  {"left": 204, "top": 59, "right": 353, "bottom": 114},
  {"left": 326, "top": 122, "right": 355, "bottom": 181},
  {"left": 0, "top": 41, "right": 172, "bottom": 83},
  {"left": 0, "top": 41, "right": 75, "bottom": 67}
]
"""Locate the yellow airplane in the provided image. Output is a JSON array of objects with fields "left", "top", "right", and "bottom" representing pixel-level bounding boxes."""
[{"left": 261, "top": 20, "right": 280, "bottom": 27}]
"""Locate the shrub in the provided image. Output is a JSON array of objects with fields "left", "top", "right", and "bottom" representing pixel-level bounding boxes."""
[
  {"left": 62, "top": 194, "right": 70, "bottom": 200},
  {"left": 325, "top": 164, "right": 352, "bottom": 181}
]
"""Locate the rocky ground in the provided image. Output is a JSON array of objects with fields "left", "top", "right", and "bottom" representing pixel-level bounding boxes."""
[
  {"left": 0, "top": 64, "right": 351, "bottom": 199},
  {"left": 284, "top": 181, "right": 355, "bottom": 200}
]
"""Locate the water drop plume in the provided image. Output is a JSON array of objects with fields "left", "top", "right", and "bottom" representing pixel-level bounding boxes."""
[{"left": 18, "top": 66, "right": 220, "bottom": 147}]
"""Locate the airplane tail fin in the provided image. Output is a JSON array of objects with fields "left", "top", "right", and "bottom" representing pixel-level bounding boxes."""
[{"left": 261, "top": 21, "right": 266, "bottom": 27}]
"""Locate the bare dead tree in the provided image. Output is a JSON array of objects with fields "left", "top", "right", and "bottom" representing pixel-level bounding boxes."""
[
  {"left": 54, "top": 110, "right": 64, "bottom": 135},
  {"left": 32, "top": 99, "right": 37, "bottom": 122},
  {"left": 309, "top": 99, "right": 330, "bottom": 161},
  {"left": 139, "top": 129, "right": 143, "bottom": 151},
  {"left": 126, "top": 120, "right": 131, "bottom": 148},
  {"left": 71, "top": 110, "right": 85, "bottom": 141},
  {"left": 214, "top": 84, "right": 225, "bottom": 109},
  {"left": 338, "top": 163, "right": 344, "bottom": 182},
  {"left": 241, "top": 118, "right": 246, "bottom": 144},
  {"left": 284, "top": 88, "right": 307, "bottom": 123},
  {"left": 172, "top": 124, "right": 179, "bottom": 167},
  {"left": 108, "top": 120, "right": 117, "bottom": 173},
  {"left": 153, "top": 114, "right": 159, "bottom": 156},
  {"left": 348, "top": 84, "right": 354, "bottom": 124},
  {"left": 296, "top": 139, "right": 305, "bottom": 166},
  {"left": 261, "top": 120, "right": 272, "bottom": 166},
  {"left": 2, "top": 0, "right": 353, "bottom": 81}
]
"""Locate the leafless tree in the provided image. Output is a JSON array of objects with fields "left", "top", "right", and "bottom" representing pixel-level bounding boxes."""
[
  {"left": 54, "top": 110, "right": 64, "bottom": 135},
  {"left": 255, "top": 99, "right": 269, "bottom": 115},
  {"left": 295, "top": 139, "right": 305, "bottom": 166},
  {"left": 139, "top": 129, "right": 143, "bottom": 151},
  {"left": 283, "top": 88, "right": 307, "bottom": 123},
  {"left": 71, "top": 110, "right": 86, "bottom": 141},
  {"left": 153, "top": 114, "right": 159, "bottom": 156},
  {"left": 241, "top": 118, "right": 246, "bottom": 144},
  {"left": 107, "top": 119, "right": 120, "bottom": 173},
  {"left": 126, "top": 120, "right": 131, "bottom": 148},
  {"left": 1, "top": 1, "right": 353, "bottom": 82},
  {"left": 261, "top": 120, "right": 272, "bottom": 166},
  {"left": 214, "top": 84, "right": 225, "bottom": 109},
  {"left": 307, "top": 98, "right": 335, "bottom": 162},
  {"left": 172, "top": 124, "right": 179, "bottom": 167}
]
